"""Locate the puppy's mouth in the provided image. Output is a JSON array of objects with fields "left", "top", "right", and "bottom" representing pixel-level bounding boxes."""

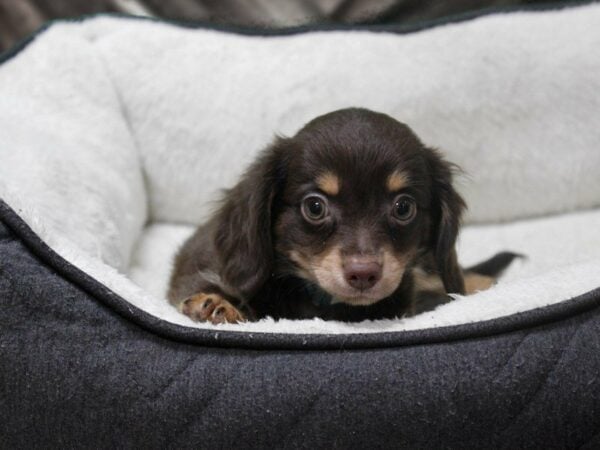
[
  {"left": 328, "top": 288, "right": 396, "bottom": 306},
  {"left": 288, "top": 246, "right": 407, "bottom": 307}
]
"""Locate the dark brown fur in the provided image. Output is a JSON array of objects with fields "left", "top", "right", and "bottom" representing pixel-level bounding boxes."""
[{"left": 168, "top": 108, "right": 512, "bottom": 323}]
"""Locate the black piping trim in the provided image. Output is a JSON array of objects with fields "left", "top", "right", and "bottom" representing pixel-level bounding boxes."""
[{"left": 1, "top": 199, "right": 599, "bottom": 350}]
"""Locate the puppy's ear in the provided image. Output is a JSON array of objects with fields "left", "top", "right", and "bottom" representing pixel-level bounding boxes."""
[
  {"left": 214, "top": 137, "right": 290, "bottom": 297},
  {"left": 425, "top": 148, "right": 466, "bottom": 295}
]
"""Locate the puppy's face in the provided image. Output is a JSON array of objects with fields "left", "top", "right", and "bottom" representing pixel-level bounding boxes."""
[{"left": 273, "top": 109, "right": 442, "bottom": 306}]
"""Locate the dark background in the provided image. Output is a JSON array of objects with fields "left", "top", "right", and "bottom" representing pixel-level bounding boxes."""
[{"left": 0, "top": 0, "right": 557, "bottom": 52}]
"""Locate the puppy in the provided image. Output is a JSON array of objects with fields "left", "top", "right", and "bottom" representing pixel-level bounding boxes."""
[{"left": 168, "top": 108, "right": 518, "bottom": 323}]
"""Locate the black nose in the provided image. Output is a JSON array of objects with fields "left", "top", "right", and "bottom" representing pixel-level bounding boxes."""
[{"left": 344, "top": 261, "right": 382, "bottom": 290}]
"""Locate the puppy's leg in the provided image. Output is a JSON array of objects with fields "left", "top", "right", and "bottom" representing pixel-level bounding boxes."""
[
  {"left": 463, "top": 273, "right": 495, "bottom": 294},
  {"left": 168, "top": 223, "right": 249, "bottom": 324},
  {"left": 179, "top": 292, "right": 246, "bottom": 324},
  {"left": 413, "top": 268, "right": 496, "bottom": 296},
  {"left": 413, "top": 270, "right": 494, "bottom": 314},
  {"left": 169, "top": 271, "right": 249, "bottom": 324},
  {"left": 414, "top": 251, "right": 523, "bottom": 314}
]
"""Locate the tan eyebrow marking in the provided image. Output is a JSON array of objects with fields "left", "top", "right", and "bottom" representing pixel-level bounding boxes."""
[
  {"left": 316, "top": 171, "right": 340, "bottom": 196},
  {"left": 386, "top": 170, "right": 410, "bottom": 192}
]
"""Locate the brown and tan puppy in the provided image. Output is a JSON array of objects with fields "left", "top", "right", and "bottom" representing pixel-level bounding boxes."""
[{"left": 168, "top": 108, "right": 518, "bottom": 323}]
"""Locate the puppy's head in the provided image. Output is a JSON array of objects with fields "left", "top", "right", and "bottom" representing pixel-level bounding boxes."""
[{"left": 215, "top": 108, "right": 465, "bottom": 304}]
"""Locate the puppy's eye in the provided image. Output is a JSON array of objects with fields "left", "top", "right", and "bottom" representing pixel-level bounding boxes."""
[
  {"left": 301, "top": 194, "right": 328, "bottom": 223},
  {"left": 392, "top": 194, "right": 417, "bottom": 224}
]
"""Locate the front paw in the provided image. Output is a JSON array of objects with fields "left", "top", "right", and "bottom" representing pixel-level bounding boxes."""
[{"left": 178, "top": 293, "right": 246, "bottom": 324}]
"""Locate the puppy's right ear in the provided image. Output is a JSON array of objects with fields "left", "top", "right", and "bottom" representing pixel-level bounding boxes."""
[{"left": 214, "top": 137, "right": 290, "bottom": 298}]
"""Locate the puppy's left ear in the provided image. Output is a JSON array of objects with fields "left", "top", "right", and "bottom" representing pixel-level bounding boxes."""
[{"left": 425, "top": 148, "right": 466, "bottom": 295}]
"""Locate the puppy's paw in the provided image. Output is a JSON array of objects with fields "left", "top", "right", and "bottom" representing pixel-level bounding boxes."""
[{"left": 179, "top": 293, "right": 245, "bottom": 324}]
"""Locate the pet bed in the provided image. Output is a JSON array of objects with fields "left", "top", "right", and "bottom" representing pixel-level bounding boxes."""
[{"left": 1, "top": 3, "right": 600, "bottom": 448}]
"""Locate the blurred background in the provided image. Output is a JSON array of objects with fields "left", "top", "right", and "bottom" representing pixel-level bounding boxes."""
[{"left": 0, "top": 0, "right": 557, "bottom": 52}]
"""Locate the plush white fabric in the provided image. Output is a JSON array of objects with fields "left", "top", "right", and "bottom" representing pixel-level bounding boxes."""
[
  {"left": 94, "top": 6, "right": 600, "bottom": 226},
  {"left": 0, "top": 33, "right": 147, "bottom": 271},
  {"left": 1, "top": 5, "right": 599, "bottom": 334}
]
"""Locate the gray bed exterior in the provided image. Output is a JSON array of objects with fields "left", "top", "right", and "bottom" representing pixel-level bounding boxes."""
[
  {"left": 2, "top": 4, "right": 600, "bottom": 446},
  {"left": 2, "top": 200, "right": 599, "bottom": 448}
]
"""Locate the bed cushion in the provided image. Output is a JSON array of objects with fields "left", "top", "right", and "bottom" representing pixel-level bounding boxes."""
[
  {"left": 1, "top": 3, "right": 600, "bottom": 446},
  {"left": 2, "top": 3, "right": 600, "bottom": 333}
]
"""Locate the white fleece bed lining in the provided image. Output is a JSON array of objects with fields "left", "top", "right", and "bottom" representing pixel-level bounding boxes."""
[{"left": 1, "top": 7, "right": 600, "bottom": 334}]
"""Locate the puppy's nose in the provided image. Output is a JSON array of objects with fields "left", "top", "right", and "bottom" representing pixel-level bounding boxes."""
[{"left": 344, "top": 261, "right": 382, "bottom": 290}]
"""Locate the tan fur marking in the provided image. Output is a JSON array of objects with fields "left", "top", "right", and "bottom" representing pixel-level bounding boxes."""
[
  {"left": 312, "top": 244, "right": 344, "bottom": 287},
  {"left": 316, "top": 172, "right": 340, "bottom": 196},
  {"left": 386, "top": 170, "right": 410, "bottom": 192},
  {"left": 288, "top": 250, "right": 316, "bottom": 281},
  {"left": 381, "top": 247, "right": 408, "bottom": 289},
  {"left": 413, "top": 269, "right": 445, "bottom": 293},
  {"left": 464, "top": 273, "right": 495, "bottom": 294}
]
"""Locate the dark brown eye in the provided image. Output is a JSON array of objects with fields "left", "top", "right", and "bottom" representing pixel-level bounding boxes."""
[
  {"left": 301, "top": 194, "right": 328, "bottom": 223},
  {"left": 392, "top": 194, "right": 417, "bottom": 224}
]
